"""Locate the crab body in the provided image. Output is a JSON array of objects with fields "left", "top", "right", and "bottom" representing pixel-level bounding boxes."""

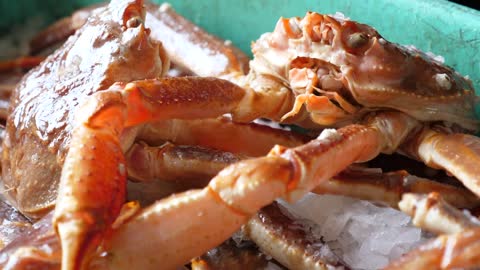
[
  {"left": 251, "top": 12, "right": 477, "bottom": 129},
  {"left": 1, "top": 1, "right": 167, "bottom": 218}
]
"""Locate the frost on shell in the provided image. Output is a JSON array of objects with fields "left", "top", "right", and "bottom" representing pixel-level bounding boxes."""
[
  {"left": 318, "top": 128, "right": 342, "bottom": 141},
  {"left": 434, "top": 73, "right": 452, "bottom": 90}
]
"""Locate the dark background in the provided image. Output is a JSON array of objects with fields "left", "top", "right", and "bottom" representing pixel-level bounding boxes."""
[{"left": 449, "top": 0, "right": 480, "bottom": 10}]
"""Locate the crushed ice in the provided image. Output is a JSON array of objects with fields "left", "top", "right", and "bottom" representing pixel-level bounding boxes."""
[{"left": 279, "top": 193, "right": 431, "bottom": 270}]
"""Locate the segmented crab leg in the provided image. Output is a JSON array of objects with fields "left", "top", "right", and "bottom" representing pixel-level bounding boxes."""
[
  {"left": 386, "top": 193, "right": 480, "bottom": 270},
  {"left": 137, "top": 117, "right": 309, "bottom": 157},
  {"left": 125, "top": 142, "right": 243, "bottom": 183},
  {"left": 144, "top": 3, "right": 250, "bottom": 77},
  {"left": 244, "top": 202, "right": 346, "bottom": 270},
  {"left": 54, "top": 76, "right": 411, "bottom": 268},
  {"left": 126, "top": 115, "right": 309, "bottom": 183},
  {"left": 402, "top": 128, "right": 480, "bottom": 198},
  {"left": 7, "top": 141, "right": 478, "bottom": 269},
  {"left": 90, "top": 115, "right": 420, "bottom": 269},
  {"left": 399, "top": 192, "right": 480, "bottom": 235},
  {"left": 385, "top": 228, "right": 480, "bottom": 270},
  {"left": 125, "top": 140, "right": 480, "bottom": 210},
  {"left": 313, "top": 168, "right": 480, "bottom": 209},
  {"left": 54, "top": 77, "right": 248, "bottom": 270}
]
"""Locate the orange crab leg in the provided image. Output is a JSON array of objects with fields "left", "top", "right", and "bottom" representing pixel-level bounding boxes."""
[
  {"left": 125, "top": 141, "right": 243, "bottom": 184},
  {"left": 399, "top": 192, "right": 480, "bottom": 235},
  {"left": 125, "top": 116, "right": 309, "bottom": 183},
  {"left": 313, "top": 168, "right": 480, "bottom": 209},
  {"left": 90, "top": 125, "right": 381, "bottom": 269},
  {"left": 137, "top": 117, "right": 309, "bottom": 157},
  {"left": 402, "top": 128, "right": 480, "bottom": 198},
  {"left": 244, "top": 202, "right": 346, "bottom": 270},
  {"left": 387, "top": 194, "right": 480, "bottom": 270},
  {"left": 144, "top": 2, "right": 250, "bottom": 77},
  {"left": 54, "top": 76, "right": 247, "bottom": 270},
  {"left": 125, "top": 140, "right": 479, "bottom": 209},
  {"left": 53, "top": 76, "right": 407, "bottom": 269},
  {"left": 90, "top": 114, "right": 416, "bottom": 269},
  {"left": 10, "top": 128, "right": 478, "bottom": 269}
]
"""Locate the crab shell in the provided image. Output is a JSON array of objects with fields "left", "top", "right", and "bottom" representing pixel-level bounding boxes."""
[
  {"left": 251, "top": 12, "right": 478, "bottom": 131},
  {"left": 1, "top": 0, "right": 168, "bottom": 218}
]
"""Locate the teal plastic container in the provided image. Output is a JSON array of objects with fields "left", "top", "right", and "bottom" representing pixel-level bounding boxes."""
[{"left": 1, "top": 0, "right": 480, "bottom": 92}]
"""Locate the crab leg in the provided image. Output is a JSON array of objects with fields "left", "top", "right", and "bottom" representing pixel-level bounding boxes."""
[
  {"left": 244, "top": 202, "right": 346, "bottom": 270},
  {"left": 53, "top": 78, "right": 406, "bottom": 268},
  {"left": 125, "top": 142, "right": 243, "bottom": 183},
  {"left": 402, "top": 128, "right": 480, "bottom": 198},
  {"left": 385, "top": 228, "right": 480, "bottom": 270},
  {"left": 386, "top": 193, "right": 480, "bottom": 270},
  {"left": 89, "top": 124, "right": 380, "bottom": 269},
  {"left": 136, "top": 117, "right": 308, "bottom": 157},
  {"left": 7, "top": 136, "right": 477, "bottom": 269},
  {"left": 87, "top": 114, "right": 417, "bottom": 269},
  {"left": 399, "top": 192, "right": 480, "bottom": 235},
  {"left": 126, "top": 115, "right": 309, "bottom": 183},
  {"left": 313, "top": 168, "right": 480, "bottom": 209},
  {"left": 144, "top": 3, "right": 250, "bottom": 77},
  {"left": 54, "top": 76, "right": 249, "bottom": 270}
]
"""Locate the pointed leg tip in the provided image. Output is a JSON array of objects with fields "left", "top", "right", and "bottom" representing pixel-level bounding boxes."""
[{"left": 56, "top": 219, "right": 101, "bottom": 270}]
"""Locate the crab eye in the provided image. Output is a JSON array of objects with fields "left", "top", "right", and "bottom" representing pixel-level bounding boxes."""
[
  {"left": 126, "top": 16, "right": 143, "bottom": 28},
  {"left": 347, "top": 32, "right": 369, "bottom": 49}
]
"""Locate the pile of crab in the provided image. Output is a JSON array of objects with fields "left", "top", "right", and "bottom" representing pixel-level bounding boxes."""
[{"left": 0, "top": 0, "right": 480, "bottom": 269}]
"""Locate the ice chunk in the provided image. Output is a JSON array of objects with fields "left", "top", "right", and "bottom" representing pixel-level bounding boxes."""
[
  {"left": 321, "top": 212, "right": 351, "bottom": 241},
  {"left": 282, "top": 193, "right": 431, "bottom": 270}
]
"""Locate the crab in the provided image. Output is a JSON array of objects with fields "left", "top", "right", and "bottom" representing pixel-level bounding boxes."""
[{"left": 1, "top": 0, "right": 480, "bottom": 269}]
